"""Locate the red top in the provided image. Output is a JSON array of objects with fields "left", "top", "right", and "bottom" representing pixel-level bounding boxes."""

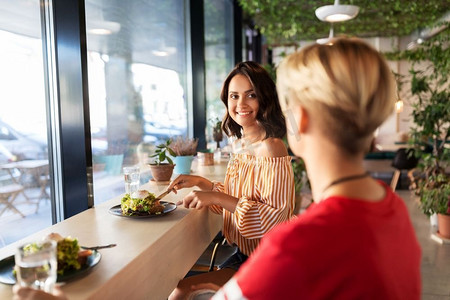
[{"left": 214, "top": 182, "right": 422, "bottom": 300}]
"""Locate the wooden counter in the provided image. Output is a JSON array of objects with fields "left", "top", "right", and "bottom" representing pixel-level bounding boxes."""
[{"left": 0, "top": 160, "right": 228, "bottom": 299}]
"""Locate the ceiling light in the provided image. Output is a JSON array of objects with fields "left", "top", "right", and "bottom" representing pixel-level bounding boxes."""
[
  {"left": 316, "top": 25, "right": 335, "bottom": 45},
  {"left": 315, "top": 0, "right": 359, "bottom": 23},
  {"left": 395, "top": 99, "right": 404, "bottom": 113}
]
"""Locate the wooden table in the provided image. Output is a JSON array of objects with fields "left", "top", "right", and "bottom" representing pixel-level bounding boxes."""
[
  {"left": 0, "top": 159, "right": 227, "bottom": 299},
  {"left": 0, "top": 159, "right": 50, "bottom": 203}
]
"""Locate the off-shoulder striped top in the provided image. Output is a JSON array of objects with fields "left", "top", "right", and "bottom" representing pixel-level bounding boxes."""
[{"left": 210, "top": 153, "right": 295, "bottom": 256}]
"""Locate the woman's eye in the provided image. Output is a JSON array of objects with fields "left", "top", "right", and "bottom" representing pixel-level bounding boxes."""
[
  {"left": 248, "top": 93, "right": 257, "bottom": 98},
  {"left": 229, "top": 94, "right": 238, "bottom": 100}
]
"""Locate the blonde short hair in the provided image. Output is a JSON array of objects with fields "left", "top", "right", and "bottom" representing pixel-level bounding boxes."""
[{"left": 277, "top": 38, "right": 396, "bottom": 155}]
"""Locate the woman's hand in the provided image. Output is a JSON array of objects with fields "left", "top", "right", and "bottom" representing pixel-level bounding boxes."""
[
  {"left": 177, "top": 190, "right": 216, "bottom": 209},
  {"left": 168, "top": 175, "right": 212, "bottom": 193},
  {"left": 13, "top": 285, "right": 67, "bottom": 300},
  {"left": 191, "top": 282, "right": 221, "bottom": 291},
  {"left": 177, "top": 191, "right": 239, "bottom": 212}
]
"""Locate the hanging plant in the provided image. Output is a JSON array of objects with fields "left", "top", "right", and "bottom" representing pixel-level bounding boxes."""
[{"left": 237, "top": 0, "right": 450, "bottom": 46}]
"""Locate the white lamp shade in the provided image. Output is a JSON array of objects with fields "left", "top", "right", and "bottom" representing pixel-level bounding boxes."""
[{"left": 315, "top": 4, "right": 359, "bottom": 22}]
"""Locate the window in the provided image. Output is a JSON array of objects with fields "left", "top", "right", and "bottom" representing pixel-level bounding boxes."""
[
  {"left": 0, "top": 1, "right": 52, "bottom": 247},
  {"left": 204, "top": 0, "right": 234, "bottom": 148},
  {"left": 85, "top": 0, "right": 189, "bottom": 203}
]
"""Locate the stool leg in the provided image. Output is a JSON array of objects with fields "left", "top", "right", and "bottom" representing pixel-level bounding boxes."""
[
  {"left": 407, "top": 168, "right": 416, "bottom": 190},
  {"left": 390, "top": 169, "right": 401, "bottom": 192}
]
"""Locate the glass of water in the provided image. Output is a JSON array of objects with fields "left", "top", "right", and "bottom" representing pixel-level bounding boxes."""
[
  {"left": 123, "top": 166, "right": 140, "bottom": 196},
  {"left": 15, "top": 240, "right": 57, "bottom": 293}
]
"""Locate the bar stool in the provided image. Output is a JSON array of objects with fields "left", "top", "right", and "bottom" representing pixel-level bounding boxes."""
[
  {"left": 188, "top": 232, "right": 237, "bottom": 276},
  {"left": 390, "top": 148, "right": 418, "bottom": 191},
  {"left": 0, "top": 184, "right": 25, "bottom": 217}
]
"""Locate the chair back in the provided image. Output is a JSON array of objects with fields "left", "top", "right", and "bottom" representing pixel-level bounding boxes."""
[{"left": 391, "top": 148, "right": 418, "bottom": 170}]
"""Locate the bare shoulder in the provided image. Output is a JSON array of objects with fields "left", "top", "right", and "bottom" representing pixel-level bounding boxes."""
[{"left": 257, "top": 138, "right": 288, "bottom": 157}]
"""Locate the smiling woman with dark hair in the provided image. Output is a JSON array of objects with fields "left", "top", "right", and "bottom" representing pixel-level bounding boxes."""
[
  {"left": 167, "top": 61, "right": 295, "bottom": 300},
  {"left": 220, "top": 61, "right": 286, "bottom": 140}
]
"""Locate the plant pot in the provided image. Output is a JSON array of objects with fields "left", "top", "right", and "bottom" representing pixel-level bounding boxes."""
[
  {"left": 149, "top": 163, "right": 175, "bottom": 182},
  {"left": 198, "top": 150, "right": 214, "bottom": 166},
  {"left": 437, "top": 213, "right": 450, "bottom": 239},
  {"left": 173, "top": 156, "right": 193, "bottom": 174}
]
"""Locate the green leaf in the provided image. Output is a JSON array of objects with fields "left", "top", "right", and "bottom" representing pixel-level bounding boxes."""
[{"left": 167, "top": 147, "right": 176, "bottom": 157}]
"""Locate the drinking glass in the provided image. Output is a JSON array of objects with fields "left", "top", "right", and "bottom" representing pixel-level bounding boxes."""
[
  {"left": 15, "top": 240, "right": 57, "bottom": 293},
  {"left": 123, "top": 166, "right": 140, "bottom": 196}
]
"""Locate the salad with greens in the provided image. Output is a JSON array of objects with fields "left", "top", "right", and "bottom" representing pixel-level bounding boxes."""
[
  {"left": 121, "top": 190, "right": 163, "bottom": 216},
  {"left": 17, "top": 234, "right": 84, "bottom": 276},
  {"left": 55, "top": 236, "right": 81, "bottom": 275}
]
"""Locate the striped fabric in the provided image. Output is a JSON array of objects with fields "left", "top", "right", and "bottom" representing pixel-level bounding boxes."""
[{"left": 210, "top": 153, "right": 295, "bottom": 256}]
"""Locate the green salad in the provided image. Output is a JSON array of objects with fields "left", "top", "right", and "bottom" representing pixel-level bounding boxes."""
[
  {"left": 18, "top": 236, "right": 81, "bottom": 276},
  {"left": 121, "top": 190, "right": 158, "bottom": 216},
  {"left": 55, "top": 237, "right": 81, "bottom": 275}
]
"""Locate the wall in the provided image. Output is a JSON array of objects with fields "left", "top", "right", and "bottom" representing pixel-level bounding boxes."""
[{"left": 271, "top": 36, "right": 417, "bottom": 150}]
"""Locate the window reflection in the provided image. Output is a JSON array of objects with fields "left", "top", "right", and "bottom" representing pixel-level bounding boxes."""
[
  {"left": 204, "top": 0, "right": 234, "bottom": 149},
  {"left": 0, "top": 1, "right": 51, "bottom": 248},
  {"left": 85, "top": 0, "right": 189, "bottom": 203}
]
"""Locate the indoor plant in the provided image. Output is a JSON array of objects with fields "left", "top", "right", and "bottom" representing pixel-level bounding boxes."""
[
  {"left": 211, "top": 118, "right": 223, "bottom": 149},
  {"left": 148, "top": 139, "right": 176, "bottom": 181},
  {"left": 292, "top": 157, "right": 310, "bottom": 215},
  {"left": 398, "top": 32, "right": 450, "bottom": 238},
  {"left": 170, "top": 136, "right": 198, "bottom": 174}
]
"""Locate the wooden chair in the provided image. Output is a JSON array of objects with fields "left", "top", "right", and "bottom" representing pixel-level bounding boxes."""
[
  {"left": 0, "top": 184, "right": 25, "bottom": 217},
  {"left": 390, "top": 148, "right": 418, "bottom": 192}
]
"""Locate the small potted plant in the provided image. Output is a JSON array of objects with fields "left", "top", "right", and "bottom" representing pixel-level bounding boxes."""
[
  {"left": 148, "top": 139, "right": 176, "bottom": 182},
  {"left": 170, "top": 136, "right": 198, "bottom": 174},
  {"left": 211, "top": 118, "right": 223, "bottom": 149}
]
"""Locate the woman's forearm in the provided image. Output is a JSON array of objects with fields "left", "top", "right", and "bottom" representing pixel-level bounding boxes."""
[{"left": 194, "top": 175, "right": 215, "bottom": 191}]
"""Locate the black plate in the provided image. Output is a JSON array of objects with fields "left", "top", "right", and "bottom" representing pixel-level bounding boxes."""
[
  {"left": 0, "top": 251, "right": 101, "bottom": 285},
  {"left": 109, "top": 201, "right": 177, "bottom": 218}
]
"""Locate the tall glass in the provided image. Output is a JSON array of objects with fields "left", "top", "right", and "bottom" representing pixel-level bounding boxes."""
[
  {"left": 15, "top": 240, "right": 57, "bottom": 293},
  {"left": 123, "top": 166, "right": 140, "bottom": 196}
]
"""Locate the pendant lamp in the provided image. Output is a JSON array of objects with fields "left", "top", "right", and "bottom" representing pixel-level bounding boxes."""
[{"left": 315, "top": 0, "right": 359, "bottom": 23}]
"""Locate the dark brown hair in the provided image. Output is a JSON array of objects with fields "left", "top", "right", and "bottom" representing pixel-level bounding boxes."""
[{"left": 220, "top": 61, "right": 286, "bottom": 139}]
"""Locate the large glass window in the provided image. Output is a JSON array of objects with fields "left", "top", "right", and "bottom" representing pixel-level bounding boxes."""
[
  {"left": 0, "top": 0, "right": 52, "bottom": 247},
  {"left": 204, "top": 0, "right": 234, "bottom": 149},
  {"left": 85, "top": 0, "right": 189, "bottom": 203}
]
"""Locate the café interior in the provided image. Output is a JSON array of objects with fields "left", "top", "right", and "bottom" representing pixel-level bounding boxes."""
[{"left": 0, "top": 0, "right": 449, "bottom": 299}]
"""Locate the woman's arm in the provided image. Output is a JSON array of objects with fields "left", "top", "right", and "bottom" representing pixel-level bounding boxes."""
[
  {"left": 233, "top": 155, "right": 295, "bottom": 239},
  {"left": 168, "top": 175, "right": 213, "bottom": 193},
  {"left": 177, "top": 190, "right": 239, "bottom": 212}
]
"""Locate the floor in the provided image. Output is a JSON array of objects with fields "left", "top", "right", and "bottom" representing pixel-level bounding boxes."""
[{"left": 0, "top": 184, "right": 449, "bottom": 298}]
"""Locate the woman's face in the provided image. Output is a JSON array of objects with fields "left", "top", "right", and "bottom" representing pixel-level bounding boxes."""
[{"left": 227, "top": 74, "right": 259, "bottom": 129}]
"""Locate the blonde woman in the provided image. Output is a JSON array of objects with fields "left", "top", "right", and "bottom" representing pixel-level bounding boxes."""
[{"left": 200, "top": 38, "right": 421, "bottom": 299}]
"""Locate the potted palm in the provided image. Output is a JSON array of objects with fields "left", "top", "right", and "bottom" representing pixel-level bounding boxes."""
[
  {"left": 400, "top": 32, "right": 450, "bottom": 238},
  {"left": 171, "top": 136, "right": 198, "bottom": 174},
  {"left": 148, "top": 139, "right": 176, "bottom": 182}
]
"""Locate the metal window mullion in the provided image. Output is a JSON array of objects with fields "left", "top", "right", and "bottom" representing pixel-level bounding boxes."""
[{"left": 40, "top": 0, "right": 64, "bottom": 223}]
